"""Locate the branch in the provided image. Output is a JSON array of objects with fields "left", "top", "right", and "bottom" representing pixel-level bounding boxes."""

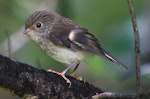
[
  {"left": 93, "top": 92, "right": 135, "bottom": 99},
  {"left": 127, "top": 0, "right": 141, "bottom": 96},
  {"left": 0, "top": 55, "right": 139, "bottom": 99},
  {"left": 0, "top": 55, "right": 103, "bottom": 98}
]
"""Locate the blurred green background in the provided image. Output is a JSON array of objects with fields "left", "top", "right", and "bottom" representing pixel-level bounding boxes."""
[{"left": 0, "top": 0, "right": 150, "bottom": 99}]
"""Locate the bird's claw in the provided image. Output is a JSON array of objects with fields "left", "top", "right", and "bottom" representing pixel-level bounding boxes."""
[{"left": 47, "top": 69, "right": 72, "bottom": 88}]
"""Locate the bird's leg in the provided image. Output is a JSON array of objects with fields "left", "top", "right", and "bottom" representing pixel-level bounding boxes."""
[
  {"left": 70, "top": 62, "right": 83, "bottom": 81},
  {"left": 70, "top": 63, "right": 79, "bottom": 77},
  {"left": 47, "top": 60, "right": 79, "bottom": 87}
]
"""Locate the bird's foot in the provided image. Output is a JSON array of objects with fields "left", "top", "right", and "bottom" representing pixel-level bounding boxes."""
[
  {"left": 70, "top": 72, "right": 83, "bottom": 81},
  {"left": 47, "top": 69, "right": 71, "bottom": 87},
  {"left": 47, "top": 60, "right": 80, "bottom": 87}
]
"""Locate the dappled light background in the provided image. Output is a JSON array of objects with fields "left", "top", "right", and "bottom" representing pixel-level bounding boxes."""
[{"left": 0, "top": 0, "right": 149, "bottom": 99}]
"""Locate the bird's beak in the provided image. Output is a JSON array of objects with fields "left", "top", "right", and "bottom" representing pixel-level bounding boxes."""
[{"left": 21, "top": 28, "right": 32, "bottom": 35}]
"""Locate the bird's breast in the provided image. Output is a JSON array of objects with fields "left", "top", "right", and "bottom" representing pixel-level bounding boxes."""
[{"left": 38, "top": 37, "right": 84, "bottom": 65}]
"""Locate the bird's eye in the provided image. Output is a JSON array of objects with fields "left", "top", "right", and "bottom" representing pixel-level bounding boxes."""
[{"left": 36, "top": 22, "right": 43, "bottom": 28}]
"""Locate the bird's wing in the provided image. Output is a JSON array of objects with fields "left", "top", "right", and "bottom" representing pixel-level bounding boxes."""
[
  {"left": 67, "top": 28, "right": 104, "bottom": 55},
  {"left": 67, "top": 28, "right": 127, "bottom": 69},
  {"left": 47, "top": 27, "right": 128, "bottom": 69},
  {"left": 47, "top": 27, "right": 103, "bottom": 55}
]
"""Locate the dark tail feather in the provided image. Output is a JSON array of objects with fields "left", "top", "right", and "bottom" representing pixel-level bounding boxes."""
[{"left": 102, "top": 48, "right": 128, "bottom": 70}]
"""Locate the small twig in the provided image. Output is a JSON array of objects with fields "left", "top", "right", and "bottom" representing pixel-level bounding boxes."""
[
  {"left": 92, "top": 92, "right": 135, "bottom": 99},
  {"left": 5, "top": 31, "right": 11, "bottom": 57},
  {"left": 127, "top": 0, "right": 141, "bottom": 96}
]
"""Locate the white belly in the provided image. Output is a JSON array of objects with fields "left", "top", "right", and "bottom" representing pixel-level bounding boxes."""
[
  {"left": 28, "top": 32, "right": 84, "bottom": 65},
  {"left": 39, "top": 38, "right": 84, "bottom": 65}
]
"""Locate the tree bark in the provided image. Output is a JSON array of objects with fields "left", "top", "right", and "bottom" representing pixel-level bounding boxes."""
[{"left": 0, "top": 55, "right": 142, "bottom": 99}]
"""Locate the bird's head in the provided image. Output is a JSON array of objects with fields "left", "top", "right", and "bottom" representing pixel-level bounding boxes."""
[{"left": 23, "top": 10, "right": 57, "bottom": 41}]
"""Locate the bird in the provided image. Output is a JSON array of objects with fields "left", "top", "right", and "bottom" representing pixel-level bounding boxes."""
[{"left": 23, "top": 10, "right": 128, "bottom": 86}]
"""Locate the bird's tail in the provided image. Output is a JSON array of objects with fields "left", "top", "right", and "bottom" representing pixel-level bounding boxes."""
[{"left": 102, "top": 48, "right": 128, "bottom": 70}]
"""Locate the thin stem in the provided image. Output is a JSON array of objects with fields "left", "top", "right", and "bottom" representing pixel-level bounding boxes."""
[
  {"left": 127, "top": 0, "right": 141, "bottom": 96},
  {"left": 5, "top": 31, "right": 11, "bottom": 58}
]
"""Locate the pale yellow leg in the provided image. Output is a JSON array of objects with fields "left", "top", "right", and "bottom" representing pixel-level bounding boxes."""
[
  {"left": 47, "top": 69, "right": 70, "bottom": 83},
  {"left": 47, "top": 60, "right": 79, "bottom": 87}
]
